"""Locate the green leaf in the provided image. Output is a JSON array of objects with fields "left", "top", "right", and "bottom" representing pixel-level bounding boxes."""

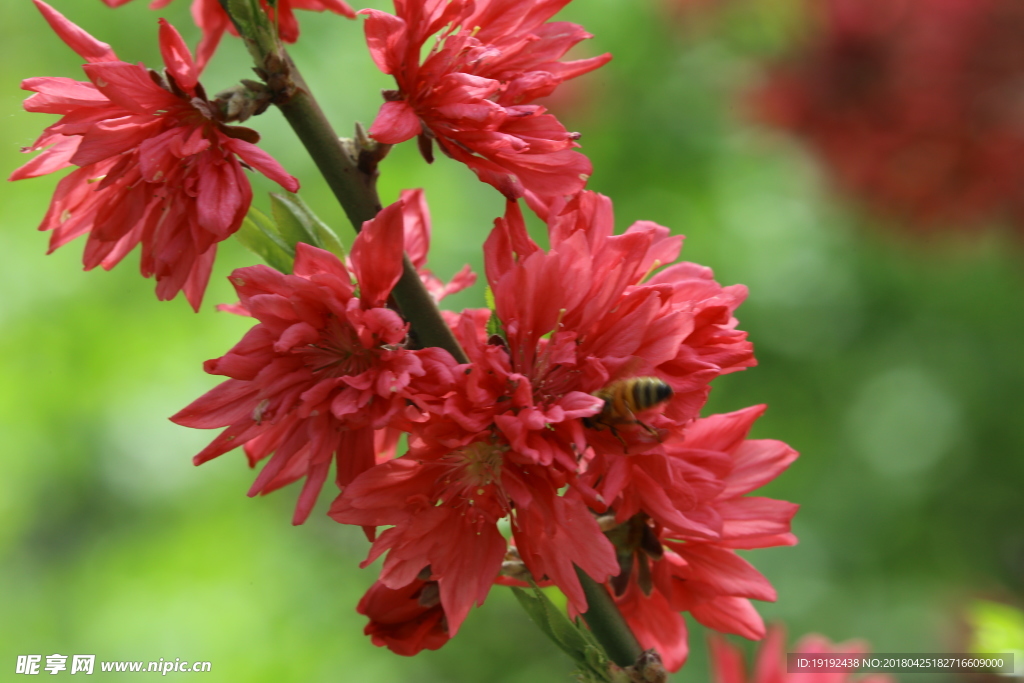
[
  {"left": 484, "top": 286, "right": 506, "bottom": 340},
  {"left": 511, "top": 586, "right": 614, "bottom": 682},
  {"left": 225, "top": 0, "right": 258, "bottom": 33},
  {"left": 235, "top": 207, "right": 294, "bottom": 273},
  {"left": 270, "top": 193, "right": 321, "bottom": 249},
  {"left": 269, "top": 192, "right": 347, "bottom": 260}
]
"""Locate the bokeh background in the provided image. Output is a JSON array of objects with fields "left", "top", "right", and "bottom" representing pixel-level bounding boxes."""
[{"left": 2, "top": 0, "right": 1023, "bottom": 680}]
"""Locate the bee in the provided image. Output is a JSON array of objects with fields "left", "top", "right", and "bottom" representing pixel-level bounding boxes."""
[{"left": 584, "top": 377, "right": 673, "bottom": 440}]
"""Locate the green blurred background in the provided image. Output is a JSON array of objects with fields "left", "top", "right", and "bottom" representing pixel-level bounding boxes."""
[{"left": 2, "top": 0, "right": 1023, "bottom": 680}]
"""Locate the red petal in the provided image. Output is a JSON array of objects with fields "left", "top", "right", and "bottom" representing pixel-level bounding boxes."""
[
  {"left": 368, "top": 101, "right": 422, "bottom": 145},
  {"left": 224, "top": 137, "right": 300, "bottom": 192},
  {"left": 34, "top": 0, "right": 118, "bottom": 63},
  {"left": 158, "top": 19, "right": 198, "bottom": 92},
  {"left": 399, "top": 188, "right": 430, "bottom": 267},
  {"left": 194, "top": 155, "right": 247, "bottom": 236},
  {"left": 690, "top": 596, "right": 766, "bottom": 640},
  {"left": 361, "top": 9, "right": 407, "bottom": 76},
  {"left": 293, "top": 242, "right": 351, "bottom": 280},
  {"left": 722, "top": 438, "right": 799, "bottom": 499},
  {"left": 351, "top": 198, "right": 405, "bottom": 306},
  {"left": 9, "top": 136, "right": 79, "bottom": 181},
  {"left": 71, "top": 116, "right": 164, "bottom": 167},
  {"left": 81, "top": 62, "right": 178, "bottom": 115}
]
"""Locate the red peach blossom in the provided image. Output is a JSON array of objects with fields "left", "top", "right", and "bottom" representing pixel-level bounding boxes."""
[
  {"left": 485, "top": 193, "right": 754, "bottom": 465},
  {"left": 603, "top": 406, "right": 798, "bottom": 671},
  {"left": 362, "top": 0, "right": 611, "bottom": 213},
  {"left": 358, "top": 577, "right": 450, "bottom": 656},
  {"left": 330, "top": 375, "right": 619, "bottom": 635},
  {"left": 172, "top": 197, "right": 458, "bottom": 524},
  {"left": 10, "top": 2, "right": 298, "bottom": 310},
  {"left": 332, "top": 193, "right": 772, "bottom": 651}
]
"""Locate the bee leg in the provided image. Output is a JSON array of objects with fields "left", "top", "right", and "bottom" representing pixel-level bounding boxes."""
[
  {"left": 636, "top": 419, "right": 658, "bottom": 436},
  {"left": 610, "top": 426, "right": 630, "bottom": 454}
]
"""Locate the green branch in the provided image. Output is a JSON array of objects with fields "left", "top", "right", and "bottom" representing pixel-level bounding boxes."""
[{"left": 576, "top": 567, "right": 644, "bottom": 667}]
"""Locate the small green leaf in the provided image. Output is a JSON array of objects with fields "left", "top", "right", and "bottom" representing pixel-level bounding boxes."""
[
  {"left": 484, "top": 286, "right": 506, "bottom": 340},
  {"left": 235, "top": 212, "right": 294, "bottom": 273},
  {"left": 270, "top": 192, "right": 321, "bottom": 249},
  {"left": 288, "top": 192, "right": 346, "bottom": 259},
  {"left": 269, "top": 192, "right": 347, "bottom": 260},
  {"left": 225, "top": 0, "right": 257, "bottom": 33},
  {"left": 511, "top": 586, "right": 614, "bottom": 682}
]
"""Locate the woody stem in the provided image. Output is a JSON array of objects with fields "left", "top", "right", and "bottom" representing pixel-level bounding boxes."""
[{"left": 216, "top": 0, "right": 468, "bottom": 364}]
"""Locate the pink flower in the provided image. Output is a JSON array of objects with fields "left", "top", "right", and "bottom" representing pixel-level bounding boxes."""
[
  {"left": 485, "top": 193, "right": 754, "bottom": 466},
  {"left": 329, "top": 399, "right": 620, "bottom": 638},
  {"left": 605, "top": 406, "right": 799, "bottom": 672},
  {"left": 100, "top": 0, "right": 356, "bottom": 71},
  {"left": 710, "top": 628, "right": 895, "bottom": 683},
  {"left": 362, "top": 0, "right": 611, "bottom": 213},
  {"left": 172, "top": 196, "right": 457, "bottom": 524},
  {"left": 10, "top": 1, "right": 299, "bottom": 310},
  {"left": 358, "top": 577, "right": 450, "bottom": 656},
  {"left": 330, "top": 192, "right": 768, "bottom": 651}
]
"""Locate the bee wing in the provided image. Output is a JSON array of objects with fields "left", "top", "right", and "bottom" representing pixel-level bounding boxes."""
[{"left": 604, "top": 356, "right": 648, "bottom": 384}]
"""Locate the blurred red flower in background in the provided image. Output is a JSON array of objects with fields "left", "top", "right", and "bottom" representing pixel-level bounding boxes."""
[
  {"left": 710, "top": 628, "right": 894, "bottom": 683},
  {"left": 753, "top": 0, "right": 1024, "bottom": 233}
]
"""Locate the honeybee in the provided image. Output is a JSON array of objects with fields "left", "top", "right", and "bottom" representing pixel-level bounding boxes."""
[{"left": 584, "top": 376, "right": 673, "bottom": 439}]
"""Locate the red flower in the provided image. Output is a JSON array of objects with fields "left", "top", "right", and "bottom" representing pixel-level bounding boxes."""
[
  {"left": 330, "top": 382, "right": 619, "bottom": 637},
  {"left": 358, "top": 577, "right": 450, "bottom": 656},
  {"left": 172, "top": 196, "right": 457, "bottom": 524},
  {"left": 485, "top": 192, "right": 754, "bottom": 467},
  {"left": 710, "top": 627, "right": 895, "bottom": 683},
  {"left": 331, "top": 193, "right": 766, "bottom": 650},
  {"left": 752, "top": 0, "right": 1024, "bottom": 233},
  {"left": 604, "top": 406, "right": 799, "bottom": 672},
  {"left": 10, "top": 1, "right": 299, "bottom": 310},
  {"left": 99, "top": 0, "right": 355, "bottom": 71},
  {"left": 362, "top": 0, "right": 611, "bottom": 213}
]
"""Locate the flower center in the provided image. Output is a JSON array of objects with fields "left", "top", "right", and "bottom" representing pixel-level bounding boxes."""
[
  {"left": 437, "top": 439, "right": 510, "bottom": 515},
  {"left": 303, "top": 317, "right": 375, "bottom": 378}
]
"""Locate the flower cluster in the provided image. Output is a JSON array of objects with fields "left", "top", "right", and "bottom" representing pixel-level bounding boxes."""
[
  {"left": 752, "top": 0, "right": 1024, "bottom": 233},
  {"left": 11, "top": 1, "right": 298, "bottom": 310},
  {"left": 13, "top": 0, "right": 802, "bottom": 674},
  {"left": 181, "top": 188, "right": 797, "bottom": 669}
]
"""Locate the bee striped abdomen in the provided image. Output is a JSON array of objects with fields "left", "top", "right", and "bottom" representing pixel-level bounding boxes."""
[
  {"left": 589, "top": 376, "right": 674, "bottom": 428},
  {"left": 626, "top": 377, "right": 673, "bottom": 414}
]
